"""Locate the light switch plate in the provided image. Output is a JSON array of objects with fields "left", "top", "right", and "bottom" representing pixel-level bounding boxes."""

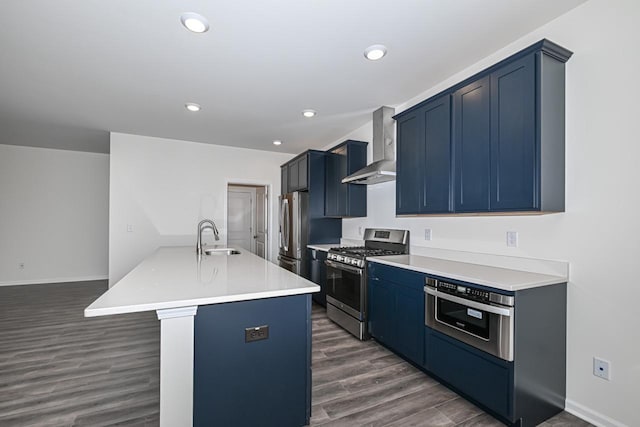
[
  {"left": 506, "top": 231, "right": 518, "bottom": 247},
  {"left": 424, "top": 228, "right": 432, "bottom": 241}
]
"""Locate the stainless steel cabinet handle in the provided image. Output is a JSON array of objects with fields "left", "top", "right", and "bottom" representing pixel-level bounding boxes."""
[{"left": 424, "top": 287, "right": 513, "bottom": 317}]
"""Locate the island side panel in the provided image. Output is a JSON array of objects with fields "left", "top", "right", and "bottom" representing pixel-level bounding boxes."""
[{"left": 193, "top": 294, "right": 311, "bottom": 427}]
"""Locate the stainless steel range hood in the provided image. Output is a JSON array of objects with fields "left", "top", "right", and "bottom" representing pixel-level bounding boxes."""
[{"left": 342, "top": 106, "right": 396, "bottom": 185}]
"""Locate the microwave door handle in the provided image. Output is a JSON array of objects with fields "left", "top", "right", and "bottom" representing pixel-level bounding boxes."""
[
  {"left": 424, "top": 287, "right": 513, "bottom": 317},
  {"left": 325, "top": 260, "right": 363, "bottom": 276}
]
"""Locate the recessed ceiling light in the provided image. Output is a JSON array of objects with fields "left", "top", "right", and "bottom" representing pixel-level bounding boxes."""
[
  {"left": 302, "top": 109, "right": 317, "bottom": 118},
  {"left": 180, "top": 12, "right": 210, "bottom": 33},
  {"left": 273, "top": 140, "right": 282, "bottom": 146},
  {"left": 364, "top": 44, "right": 387, "bottom": 61},
  {"left": 185, "top": 103, "right": 201, "bottom": 112}
]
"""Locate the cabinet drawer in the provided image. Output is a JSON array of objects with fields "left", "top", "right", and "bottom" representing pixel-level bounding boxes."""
[
  {"left": 368, "top": 263, "right": 425, "bottom": 290},
  {"left": 427, "top": 329, "right": 513, "bottom": 419}
]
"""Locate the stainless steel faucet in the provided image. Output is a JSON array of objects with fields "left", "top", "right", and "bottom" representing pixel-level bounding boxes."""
[{"left": 196, "top": 219, "right": 220, "bottom": 255}]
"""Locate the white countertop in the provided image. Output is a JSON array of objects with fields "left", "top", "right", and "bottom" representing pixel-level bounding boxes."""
[
  {"left": 369, "top": 255, "right": 567, "bottom": 292},
  {"left": 85, "top": 246, "right": 319, "bottom": 317}
]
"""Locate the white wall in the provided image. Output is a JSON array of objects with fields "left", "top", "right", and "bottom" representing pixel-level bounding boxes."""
[
  {"left": 330, "top": 1, "right": 640, "bottom": 425},
  {"left": 109, "top": 133, "right": 292, "bottom": 286},
  {"left": 0, "top": 144, "right": 109, "bottom": 285}
]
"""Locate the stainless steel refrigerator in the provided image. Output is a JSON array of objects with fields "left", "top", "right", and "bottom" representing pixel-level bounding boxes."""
[{"left": 278, "top": 191, "right": 309, "bottom": 276}]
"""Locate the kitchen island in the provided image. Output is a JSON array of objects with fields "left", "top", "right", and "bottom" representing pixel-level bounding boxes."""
[{"left": 85, "top": 246, "right": 319, "bottom": 427}]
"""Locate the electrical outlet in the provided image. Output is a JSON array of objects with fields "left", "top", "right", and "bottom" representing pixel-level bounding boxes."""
[
  {"left": 18, "top": 262, "right": 25, "bottom": 270},
  {"left": 424, "top": 228, "right": 432, "bottom": 241},
  {"left": 127, "top": 224, "right": 134, "bottom": 233},
  {"left": 593, "top": 357, "right": 611, "bottom": 380},
  {"left": 358, "top": 226, "right": 363, "bottom": 236},
  {"left": 506, "top": 231, "right": 518, "bottom": 247}
]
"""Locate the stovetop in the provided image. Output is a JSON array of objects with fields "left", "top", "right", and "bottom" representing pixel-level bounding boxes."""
[
  {"left": 328, "top": 246, "right": 404, "bottom": 258},
  {"left": 326, "top": 229, "right": 409, "bottom": 269}
]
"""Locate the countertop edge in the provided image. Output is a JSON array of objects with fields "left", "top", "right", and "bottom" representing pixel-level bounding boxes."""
[
  {"left": 368, "top": 256, "right": 567, "bottom": 292},
  {"left": 85, "top": 285, "right": 320, "bottom": 317}
]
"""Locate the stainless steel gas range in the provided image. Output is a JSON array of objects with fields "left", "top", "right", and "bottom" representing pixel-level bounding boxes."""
[{"left": 325, "top": 228, "right": 409, "bottom": 340}]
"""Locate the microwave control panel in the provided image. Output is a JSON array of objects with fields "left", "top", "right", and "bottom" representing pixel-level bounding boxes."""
[{"left": 436, "top": 281, "right": 491, "bottom": 303}]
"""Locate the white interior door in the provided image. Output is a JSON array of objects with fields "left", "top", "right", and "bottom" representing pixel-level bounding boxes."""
[
  {"left": 255, "top": 187, "right": 267, "bottom": 259},
  {"left": 227, "top": 187, "right": 255, "bottom": 253}
]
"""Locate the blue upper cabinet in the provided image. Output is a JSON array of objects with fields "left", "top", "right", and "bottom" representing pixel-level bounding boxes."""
[
  {"left": 396, "top": 109, "right": 422, "bottom": 214},
  {"left": 490, "top": 54, "right": 536, "bottom": 211},
  {"left": 453, "top": 76, "right": 491, "bottom": 213},
  {"left": 283, "top": 154, "right": 309, "bottom": 193},
  {"left": 325, "top": 140, "right": 367, "bottom": 217},
  {"left": 396, "top": 95, "right": 452, "bottom": 214},
  {"left": 395, "top": 39, "right": 572, "bottom": 215}
]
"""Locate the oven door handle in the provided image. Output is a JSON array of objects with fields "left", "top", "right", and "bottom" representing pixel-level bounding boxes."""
[
  {"left": 424, "top": 287, "right": 513, "bottom": 317},
  {"left": 325, "top": 260, "right": 363, "bottom": 276}
]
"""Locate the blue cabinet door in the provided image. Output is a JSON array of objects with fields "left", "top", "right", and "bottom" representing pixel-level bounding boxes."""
[
  {"left": 422, "top": 95, "right": 452, "bottom": 213},
  {"left": 194, "top": 295, "right": 311, "bottom": 427},
  {"left": 453, "top": 76, "right": 491, "bottom": 212},
  {"left": 281, "top": 165, "right": 288, "bottom": 195},
  {"left": 368, "top": 263, "right": 426, "bottom": 367},
  {"left": 395, "top": 284, "right": 425, "bottom": 365},
  {"left": 396, "top": 109, "right": 423, "bottom": 214},
  {"left": 490, "top": 54, "right": 536, "bottom": 211},
  {"left": 396, "top": 95, "right": 452, "bottom": 215},
  {"left": 334, "top": 146, "right": 348, "bottom": 215},
  {"left": 324, "top": 151, "right": 340, "bottom": 216},
  {"left": 324, "top": 141, "right": 367, "bottom": 217},
  {"left": 368, "top": 277, "right": 395, "bottom": 347},
  {"left": 346, "top": 142, "right": 367, "bottom": 217},
  {"left": 309, "top": 249, "right": 327, "bottom": 306},
  {"left": 297, "top": 155, "right": 308, "bottom": 191}
]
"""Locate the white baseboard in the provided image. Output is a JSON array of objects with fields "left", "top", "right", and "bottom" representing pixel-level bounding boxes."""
[
  {"left": 565, "top": 399, "right": 628, "bottom": 427},
  {"left": 0, "top": 275, "right": 108, "bottom": 287}
]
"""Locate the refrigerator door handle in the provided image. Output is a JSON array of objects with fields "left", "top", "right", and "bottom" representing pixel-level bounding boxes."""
[
  {"left": 282, "top": 198, "right": 290, "bottom": 252},
  {"left": 278, "top": 196, "right": 284, "bottom": 249}
]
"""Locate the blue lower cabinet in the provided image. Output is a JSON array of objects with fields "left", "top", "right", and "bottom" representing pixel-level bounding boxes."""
[
  {"left": 309, "top": 249, "right": 328, "bottom": 306},
  {"left": 427, "top": 328, "right": 513, "bottom": 421},
  {"left": 368, "top": 263, "right": 425, "bottom": 367},
  {"left": 368, "top": 277, "right": 394, "bottom": 346},
  {"left": 394, "top": 285, "right": 424, "bottom": 365},
  {"left": 193, "top": 295, "right": 311, "bottom": 427}
]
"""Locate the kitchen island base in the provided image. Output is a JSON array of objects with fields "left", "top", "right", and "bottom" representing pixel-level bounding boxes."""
[{"left": 194, "top": 294, "right": 311, "bottom": 427}]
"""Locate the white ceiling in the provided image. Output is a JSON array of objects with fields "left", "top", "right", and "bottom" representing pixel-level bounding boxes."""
[{"left": 0, "top": 0, "right": 586, "bottom": 154}]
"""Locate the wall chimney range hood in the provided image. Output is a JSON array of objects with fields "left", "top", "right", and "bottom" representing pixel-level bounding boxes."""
[{"left": 342, "top": 106, "right": 396, "bottom": 185}]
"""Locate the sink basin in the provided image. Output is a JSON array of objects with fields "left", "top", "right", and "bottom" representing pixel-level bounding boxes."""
[{"left": 203, "top": 248, "right": 241, "bottom": 256}]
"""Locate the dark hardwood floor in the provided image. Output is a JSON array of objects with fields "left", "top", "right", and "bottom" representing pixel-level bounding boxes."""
[
  {"left": 0, "top": 281, "right": 160, "bottom": 426},
  {"left": 0, "top": 281, "right": 592, "bottom": 426}
]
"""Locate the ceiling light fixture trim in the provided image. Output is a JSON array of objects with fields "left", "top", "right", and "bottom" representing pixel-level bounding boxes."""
[
  {"left": 273, "top": 140, "right": 282, "bottom": 146},
  {"left": 364, "top": 44, "right": 387, "bottom": 61},
  {"left": 180, "top": 12, "right": 210, "bottom": 33},
  {"left": 302, "top": 109, "right": 317, "bottom": 118}
]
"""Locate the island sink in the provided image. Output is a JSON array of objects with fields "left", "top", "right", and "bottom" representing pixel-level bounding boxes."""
[{"left": 203, "top": 247, "right": 240, "bottom": 255}]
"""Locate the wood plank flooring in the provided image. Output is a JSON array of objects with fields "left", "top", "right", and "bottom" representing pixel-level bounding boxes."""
[
  {"left": 0, "top": 281, "right": 592, "bottom": 426},
  {"left": 0, "top": 281, "right": 160, "bottom": 426}
]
